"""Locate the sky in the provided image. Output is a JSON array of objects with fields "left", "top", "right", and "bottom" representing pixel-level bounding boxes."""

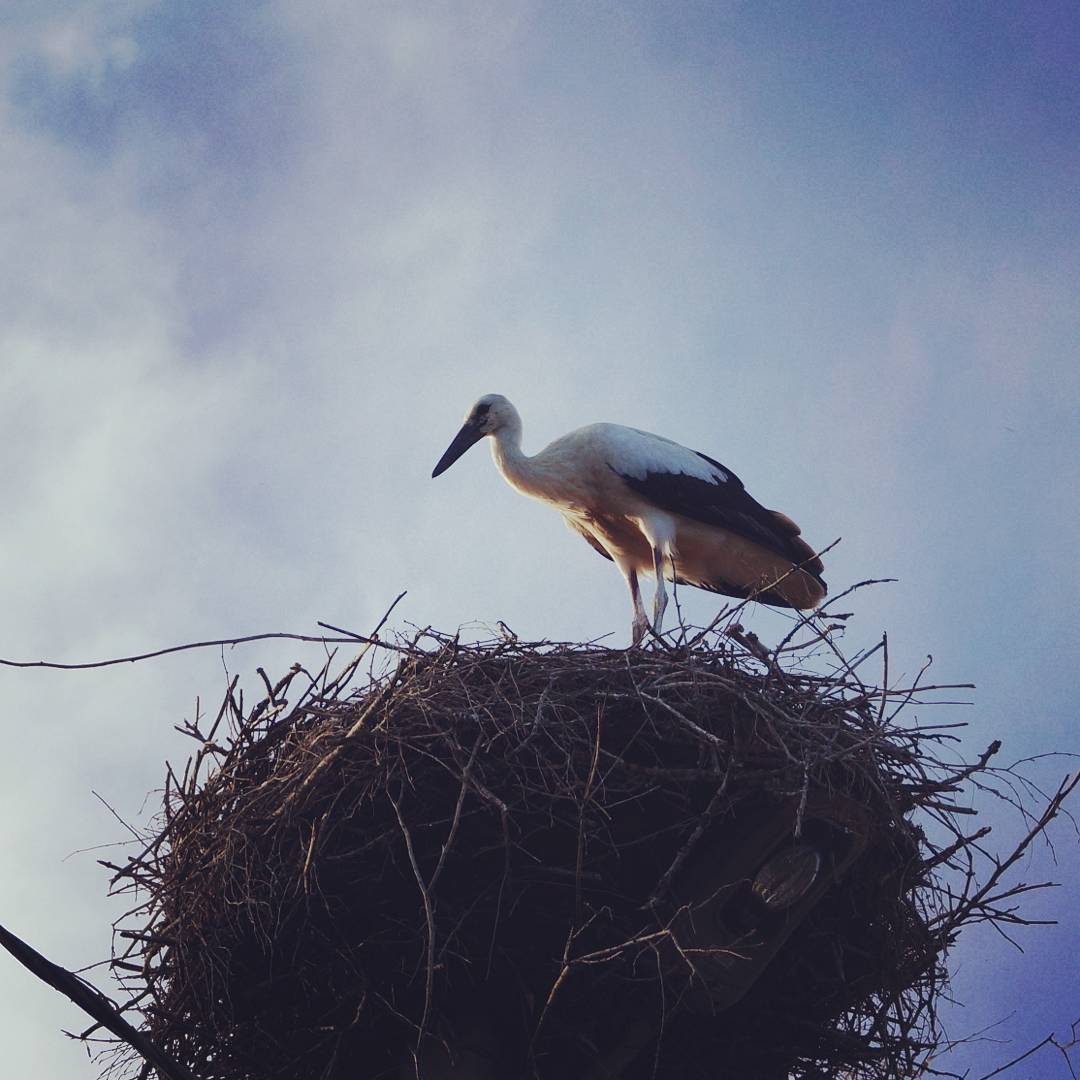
[{"left": 1, "top": 2, "right": 1078, "bottom": 1076}]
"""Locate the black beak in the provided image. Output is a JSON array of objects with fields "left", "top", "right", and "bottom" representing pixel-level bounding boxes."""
[{"left": 432, "top": 421, "right": 485, "bottom": 477}]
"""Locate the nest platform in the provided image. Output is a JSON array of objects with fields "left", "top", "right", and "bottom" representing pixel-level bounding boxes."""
[{"left": 101, "top": 622, "right": 1067, "bottom": 1080}]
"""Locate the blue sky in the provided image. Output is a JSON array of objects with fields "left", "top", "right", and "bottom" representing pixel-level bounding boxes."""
[{"left": 1, "top": 3, "right": 1078, "bottom": 1077}]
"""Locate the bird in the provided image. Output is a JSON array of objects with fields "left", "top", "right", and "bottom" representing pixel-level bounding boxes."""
[{"left": 432, "top": 394, "right": 826, "bottom": 645}]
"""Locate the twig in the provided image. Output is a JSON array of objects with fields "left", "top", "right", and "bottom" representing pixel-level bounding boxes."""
[
  {"left": 0, "top": 631, "right": 412, "bottom": 671},
  {"left": 388, "top": 792, "right": 437, "bottom": 1050},
  {"left": 974, "top": 1032, "right": 1056, "bottom": 1079}
]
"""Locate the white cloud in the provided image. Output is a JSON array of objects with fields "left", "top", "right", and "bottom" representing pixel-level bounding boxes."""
[{"left": 11, "top": 0, "right": 149, "bottom": 82}]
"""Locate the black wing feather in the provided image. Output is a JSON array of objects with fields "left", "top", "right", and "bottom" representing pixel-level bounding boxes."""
[{"left": 615, "top": 451, "right": 824, "bottom": 584}]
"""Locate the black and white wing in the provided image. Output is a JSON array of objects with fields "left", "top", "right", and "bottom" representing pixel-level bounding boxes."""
[{"left": 601, "top": 425, "right": 825, "bottom": 581}]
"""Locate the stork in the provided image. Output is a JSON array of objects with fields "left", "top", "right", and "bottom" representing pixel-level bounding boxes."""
[{"left": 432, "top": 395, "right": 826, "bottom": 645}]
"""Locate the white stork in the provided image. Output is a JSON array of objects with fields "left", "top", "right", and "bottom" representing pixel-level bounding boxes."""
[{"left": 432, "top": 394, "right": 826, "bottom": 644}]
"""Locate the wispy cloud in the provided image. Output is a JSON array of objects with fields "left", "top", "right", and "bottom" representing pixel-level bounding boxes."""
[{"left": 2, "top": 4, "right": 1078, "bottom": 1076}]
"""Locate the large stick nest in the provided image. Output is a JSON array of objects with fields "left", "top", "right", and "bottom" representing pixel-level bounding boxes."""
[{"left": 102, "top": 619, "right": 1072, "bottom": 1080}]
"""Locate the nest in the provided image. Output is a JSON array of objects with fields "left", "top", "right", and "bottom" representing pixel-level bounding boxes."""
[{"left": 101, "top": 619, "right": 1071, "bottom": 1080}]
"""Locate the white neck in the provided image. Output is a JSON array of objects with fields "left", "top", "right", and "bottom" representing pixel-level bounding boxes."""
[
  {"left": 486, "top": 403, "right": 569, "bottom": 504},
  {"left": 489, "top": 402, "right": 562, "bottom": 498},
  {"left": 489, "top": 416, "right": 531, "bottom": 490}
]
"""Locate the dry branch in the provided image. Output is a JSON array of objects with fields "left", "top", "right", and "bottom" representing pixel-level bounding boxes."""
[{"left": 0, "top": 920, "right": 196, "bottom": 1080}]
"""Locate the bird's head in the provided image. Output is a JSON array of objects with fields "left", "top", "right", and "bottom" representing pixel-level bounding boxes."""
[{"left": 432, "top": 394, "right": 518, "bottom": 477}]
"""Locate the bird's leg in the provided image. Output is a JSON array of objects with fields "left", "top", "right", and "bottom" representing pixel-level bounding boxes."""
[
  {"left": 627, "top": 568, "right": 649, "bottom": 646},
  {"left": 651, "top": 545, "right": 669, "bottom": 635}
]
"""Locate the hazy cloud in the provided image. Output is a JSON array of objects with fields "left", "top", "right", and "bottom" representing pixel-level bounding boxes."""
[{"left": 2, "top": 4, "right": 1077, "bottom": 1076}]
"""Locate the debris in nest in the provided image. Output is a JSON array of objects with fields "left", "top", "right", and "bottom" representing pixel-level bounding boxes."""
[{"left": 95, "top": 620, "right": 1076, "bottom": 1080}]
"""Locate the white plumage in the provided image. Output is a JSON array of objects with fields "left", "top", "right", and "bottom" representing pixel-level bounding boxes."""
[
  {"left": 576, "top": 424, "right": 730, "bottom": 484},
  {"left": 432, "top": 394, "right": 826, "bottom": 644}
]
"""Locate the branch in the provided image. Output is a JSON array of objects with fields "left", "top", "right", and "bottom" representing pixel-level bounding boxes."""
[
  {"left": 1, "top": 595, "right": 412, "bottom": 671},
  {"left": 0, "top": 632, "right": 412, "bottom": 671},
  {"left": 388, "top": 792, "right": 436, "bottom": 1050},
  {"left": 938, "top": 772, "right": 1080, "bottom": 931},
  {"left": 0, "top": 919, "right": 197, "bottom": 1080}
]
